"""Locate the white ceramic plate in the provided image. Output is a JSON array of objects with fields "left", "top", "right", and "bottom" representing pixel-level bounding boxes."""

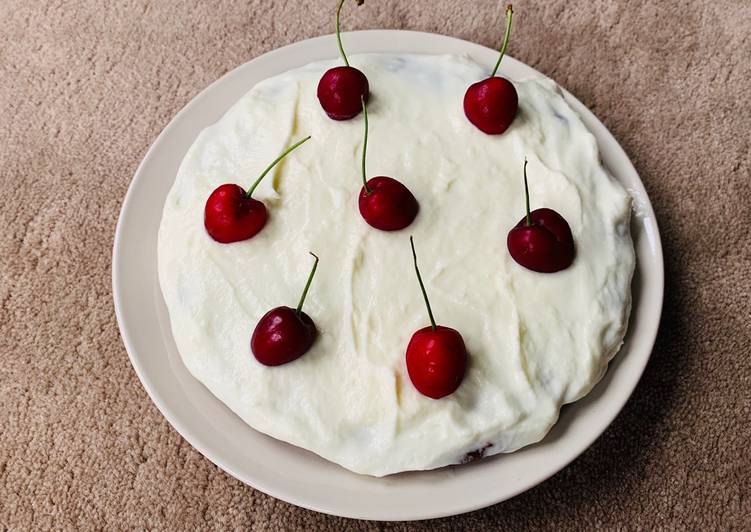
[{"left": 113, "top": 30, "right": 663, "bottom": 521}]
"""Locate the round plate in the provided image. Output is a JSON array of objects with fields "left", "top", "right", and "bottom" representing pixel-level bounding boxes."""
[{"left": 113, "top": 30, "right": 663, "bottom": 521}]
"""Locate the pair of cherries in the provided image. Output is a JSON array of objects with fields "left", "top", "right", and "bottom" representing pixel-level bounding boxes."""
[
  {"left": 247, "top": 235, "right": 469, "bottom": 401},
  {"left": 319, "top": 2, "right": 519, "bottom": 136},
  {"left": 404, "top": 165, "right": 575, "bottom": 399},
  {"left": 319, "top": 0, "right": 419, "bottom": 232},
  {"left": 406, "top": 158, "right": 576, "bottom": 399},
  {"left": 201, "top": 1, "right": 573, "bottom": 399},
  {"left": 201, "top": 105, "right": 416, "bottom": 243},
  {"left": 251, "top": 236, "right": 470, "bottom": 401}
]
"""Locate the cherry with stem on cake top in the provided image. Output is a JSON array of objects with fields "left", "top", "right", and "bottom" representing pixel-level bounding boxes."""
[
  {"left": 317, "top": 0, "right": 370, "bottom": 120},
  {"left": 507, "top": 159, "right": 575, "bottom": 273},
  {"left": 464, "top": 4, "right": 518, "bottom": 134},
  {"left": 405, "top": 236, "right": 468, "bottom": 399},
  {"left": 251, "top": 252, "right": 320, "bottom": 366},
  {"left": 358, "top": 97, "right": 419, "bottom": 231},
  {"left": 203, "top": 136, "right": 311, "bottom": 243}
]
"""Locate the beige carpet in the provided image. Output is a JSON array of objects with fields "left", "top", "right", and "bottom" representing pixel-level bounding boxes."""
[{"left": 1, "top": 0, "right": 749, "bottom": 529}]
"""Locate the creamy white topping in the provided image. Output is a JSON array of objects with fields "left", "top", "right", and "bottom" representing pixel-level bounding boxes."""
[{"left": 158, "top": 54, "right": 635, "bottom": 476}]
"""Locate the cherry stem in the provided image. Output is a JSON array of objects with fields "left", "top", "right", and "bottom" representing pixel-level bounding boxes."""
[
  {"left": 523, "top": 158, "right": 532, "bottom": 226},
  {"left": 246, "top": 136, "right": 311, "bottom": 198},
  {"left": 361, "top": 96, "right": 371, "bottom": 193},
  {"left": 490, "top": 5, "right": 513, "bottom": 78},
  {"left": 410, "top": 236, "right": 437, "bottom": 331},
  {"left": 296, "top": 252, "right": 320, "bottom": 315},
  {"left": 336, "top": 0, "right": 349, "bottom": 67}
]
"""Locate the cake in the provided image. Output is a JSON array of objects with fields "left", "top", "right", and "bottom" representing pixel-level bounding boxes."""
[{"left": 157, "top": 52, "right": 635, "bottom": 476}]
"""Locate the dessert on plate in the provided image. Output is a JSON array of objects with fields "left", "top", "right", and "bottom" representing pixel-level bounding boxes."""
[{"left": 157, "top": 4, "right": 634, "bottom": 477}]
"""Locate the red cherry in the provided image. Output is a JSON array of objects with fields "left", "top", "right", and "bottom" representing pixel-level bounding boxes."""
[
  {"left": 357, "top": 98, "right": 418, "bottom": 231},
  {"left": 507, "top": 209, "right": 575, "bottom": 273},
  {"left": 317, "top": 0, "right": 370, "bottom": 120},
  {"left": 406, "top": 325, "right": 468, "bottom": 399},
  {"left": 405, "top": 237, "right": 468, "bottom": 399},
  {"left": 464, "top": 5, "right": 518, "bottom": 135},
  {"left": 251, "top": 306, "right": 317, "bottom": 366},
  {"left": 359, "top": 177, "right": 418, "bottom": 231},
  {"left": 507, "top": 160, "right": 575, "bottom": 273},
  {"left": 318, "top": 66, "right": 370, "bottom": 120},
  {"left": 203, "top": 136, "right": 310, "bottom": 244},
  {"left": 204, "top": 184, "right": 268, "bottom": 244},
  {"left": 464, "top": 77, "right": 518, "bottom": 135},
  {"left": 251, "top": 253, "right": 320, "bottom": 366}
]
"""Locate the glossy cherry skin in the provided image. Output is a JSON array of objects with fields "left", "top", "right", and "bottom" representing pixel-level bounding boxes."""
[
  {"left": 358, "top": 176, "right": 419, "bottom": 231},
  {"left": 406, "top": 326, "right": 468, "bottom": 399},
  {"left": 204, "top": 184, "right": 268, "bottom": 244},
  {"left": 463, "top": 76, "right": 518, "bottom": 135},
  {"left": 251, "top": 306, "right": 317, "bottom": 366},
  {"left": 317, "top": 66, "right": 370, "bottom": 120},
  {"left": 507, "top": 208, "right": 575, "bottom": 273}
]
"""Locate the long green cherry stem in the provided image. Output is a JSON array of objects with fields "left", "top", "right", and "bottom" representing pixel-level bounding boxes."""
[
  {"left": 523, "top": 158, "right": 532, "bottom": 226},
  {"left": 246, "top": 136, "right": 311, "bottom": 198},
  {"left": 490, "top": 5, "right": 514, "bottom": 78},
  {"left": 360, "top": 96, "right": 371, "bottom": 193},
  {"left": 335, "top": 0, "right": 349, "bottom": 66},
  {"left": 336, "top": 0, "right": 365, "bottom": 66},
  {"left": 296, "top": 252, "right": 320, "bottom": 315},
  {"left": 410, "top": 236, "right": 437, "bottom": 331}
]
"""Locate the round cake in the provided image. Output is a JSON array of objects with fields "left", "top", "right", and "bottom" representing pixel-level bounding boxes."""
[{"left": 157, "top": 53, "right": 635, "bottom": 476}]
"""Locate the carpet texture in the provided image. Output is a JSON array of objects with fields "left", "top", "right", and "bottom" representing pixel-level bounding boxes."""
[{"left": 1, "top": 0, "right": 749, "bottom": 529}]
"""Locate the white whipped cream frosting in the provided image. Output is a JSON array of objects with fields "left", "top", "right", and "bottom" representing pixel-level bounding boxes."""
[{"left": 158, "top": 54, "right": 635, "bottom": 476}]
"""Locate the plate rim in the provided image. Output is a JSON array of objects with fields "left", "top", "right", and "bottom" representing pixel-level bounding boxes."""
[{"left": 113, "top": 29, "right": 664, "bottom": 521}]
